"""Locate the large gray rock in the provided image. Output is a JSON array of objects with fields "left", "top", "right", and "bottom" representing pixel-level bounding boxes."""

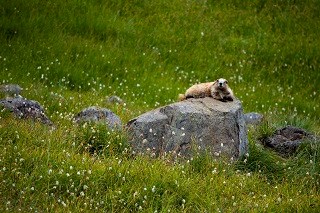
[
  {"left": 74, "top": 106, "right": 122, "bottom": 130},
  {"left": 0, "top": 97, "right": 53, "bottom": 126},
  {"left": 127, "top": 97, "right": 248, "bottom": 159}
]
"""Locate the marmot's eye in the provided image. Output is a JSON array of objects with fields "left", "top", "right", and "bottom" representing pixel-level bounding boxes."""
[{"left": 225, "top": 81, "right": 228, "bottom": 84}]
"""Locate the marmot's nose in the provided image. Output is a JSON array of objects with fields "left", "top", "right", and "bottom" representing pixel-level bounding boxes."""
[{"left": 219, "top": 83, "right": 223, "bottom": 87}]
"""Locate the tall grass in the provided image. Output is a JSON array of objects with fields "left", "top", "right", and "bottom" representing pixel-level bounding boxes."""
[{"left": 0, "top": 0, "right": 319, "bottom": 211}]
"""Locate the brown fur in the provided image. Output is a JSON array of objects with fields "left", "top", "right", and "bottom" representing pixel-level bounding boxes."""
[{"left": 178, "top": 78, "right": 234, "bottom": 102}]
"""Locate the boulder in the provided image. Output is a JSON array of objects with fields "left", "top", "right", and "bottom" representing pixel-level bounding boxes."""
[
  {"left": 0, "top": 97, "right": 53, "bottom": 126},
  {"left": 260, "top": 125, "right": 317, "bottom": 157},
  {"left": 74, "top": 106, "right": 122, "bottom": 130},
  {"left": 127, "top": 97, "right": 248, "bottom": 159}
]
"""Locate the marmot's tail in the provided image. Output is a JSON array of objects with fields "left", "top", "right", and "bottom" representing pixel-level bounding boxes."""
[{"left": 178, "top": 94, "right": 186, "bottom": 101}]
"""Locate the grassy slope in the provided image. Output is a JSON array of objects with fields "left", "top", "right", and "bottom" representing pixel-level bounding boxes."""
[{"left": 0, "top": 0, "right": 320, "bottom": 212}]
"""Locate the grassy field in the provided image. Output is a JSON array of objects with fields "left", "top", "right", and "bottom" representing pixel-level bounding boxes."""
[{"left": 1, "top": 0, "right": 320, "bottom": 212}]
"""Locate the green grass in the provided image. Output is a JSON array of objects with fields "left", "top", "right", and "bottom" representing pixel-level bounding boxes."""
[{"left": 1, "top": 0, "right": 320, "bottom": 211}]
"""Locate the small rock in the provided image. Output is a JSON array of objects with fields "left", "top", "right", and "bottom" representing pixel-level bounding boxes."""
[
  {"left": 244, "top": 112, "right": 263, "bottom": 125},
  {"left": 106, "top": 95, "right": 124, "bottom": 104},
  {"left": 0, "top": 97, "right": 53, "bottom": 126},
  {"left": 0, "top": 84, "right": 23, "bottom": 97},
  {"left": 74, "top": 106, "right": 122, "bottom": 130},
  {"left": 260, "top": 125, "right": 317, "bottom": 157}
]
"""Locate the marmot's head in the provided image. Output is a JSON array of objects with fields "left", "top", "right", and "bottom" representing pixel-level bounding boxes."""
[{"left": 216, "top": 78, "right": 228, "bottom": 89}]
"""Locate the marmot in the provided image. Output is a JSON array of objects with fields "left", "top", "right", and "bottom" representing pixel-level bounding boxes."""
[{"left": 178, "top": 78, "right": 234, "bottom": 101}]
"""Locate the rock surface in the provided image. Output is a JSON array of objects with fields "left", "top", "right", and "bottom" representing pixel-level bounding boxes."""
[
  {"left": 127, "top": 97, "right": 248, "bottom": 159},
  {"left": 260, "top": 125, "right": 317, "bottom": 157},
  {"left": 74, "top": 106, "right": 122, "bottom": 129},
  {"left": 0, "top": 97, "right": 53, "bottom": 125}
]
